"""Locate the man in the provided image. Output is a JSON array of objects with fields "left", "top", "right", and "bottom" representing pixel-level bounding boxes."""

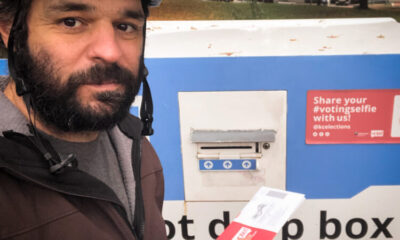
[{"left": 0, "top": 0, "right": 167, "bottom": 239}]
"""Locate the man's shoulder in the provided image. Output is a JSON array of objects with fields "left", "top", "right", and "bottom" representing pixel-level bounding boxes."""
[
  {"left": 0, "top": 134, "right": 42, "bottom": 167},
  {"left": 0, "top": 171, "right": 77, "bottom": 239},
  {"left": 141, "top": 136, "right": 163, "bottom": 177},
  {"left": 0, "top": 170, "right": 137, "bottom": 240}
]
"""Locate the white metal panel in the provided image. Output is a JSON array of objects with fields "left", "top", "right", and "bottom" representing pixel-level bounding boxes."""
[
  {"left": 178, "top": 91, "right": 287, "bottom": 201},
  {"left": 146, "top": 18, "right": 400, "bottom": 58}
]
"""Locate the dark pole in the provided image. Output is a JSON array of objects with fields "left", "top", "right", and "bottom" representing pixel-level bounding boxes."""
[{"left": 360, "top": 0, "right": 368, "bottom": 9}]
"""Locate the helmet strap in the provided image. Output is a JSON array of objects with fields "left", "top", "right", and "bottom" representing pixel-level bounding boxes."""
[
  {"left": 7, "top": 0, "right": 32, "bottom": 96},
  {"left": 140, "top": 21, "right": 154, "bottom": 136}
]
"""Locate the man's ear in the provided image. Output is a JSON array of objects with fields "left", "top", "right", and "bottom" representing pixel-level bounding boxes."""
[{"left": 0, "top": 22, "right": 12, "bottom": 48}]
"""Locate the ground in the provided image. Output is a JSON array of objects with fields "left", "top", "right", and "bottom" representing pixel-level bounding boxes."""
[{"left": 149, "top": 0, "right": 400, "bottom": 22}]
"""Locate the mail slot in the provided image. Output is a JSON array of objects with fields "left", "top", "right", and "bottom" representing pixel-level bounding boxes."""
[
  {"left": 179, "top": 91, "right": 287, "bottom": 201},
  {"left": 191, "top": 130, "right": 276, "bottom": 171}
]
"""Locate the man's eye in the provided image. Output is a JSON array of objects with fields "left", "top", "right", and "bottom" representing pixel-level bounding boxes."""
[
  {"left": 62, "top": 18, "right": 82, "bottom": 28},
  {"left": 117, "top": 23, "right": 137, "bottom": 33}
]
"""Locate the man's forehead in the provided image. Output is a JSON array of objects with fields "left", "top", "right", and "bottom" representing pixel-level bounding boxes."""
[{"left": 36, "top": 0, "right": 144, "bottom": 18}]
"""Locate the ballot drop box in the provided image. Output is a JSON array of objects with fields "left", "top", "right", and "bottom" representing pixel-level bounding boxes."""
[{"left": 144, "top": 18, "right": 400, "bottom": 240}]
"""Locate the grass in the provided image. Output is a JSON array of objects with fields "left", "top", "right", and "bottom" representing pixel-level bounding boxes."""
[{"left": 148, "top": 0, "right": 400, "bottom": 22}]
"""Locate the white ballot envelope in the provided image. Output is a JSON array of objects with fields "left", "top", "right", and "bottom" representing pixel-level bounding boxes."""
[{"left": 218, "top": 187, "right": 305, "bottom": 240}]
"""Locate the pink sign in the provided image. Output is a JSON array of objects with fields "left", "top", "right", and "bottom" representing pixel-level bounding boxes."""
[{"left": 306, "top": 89, "right": 400, "bottom": 144}]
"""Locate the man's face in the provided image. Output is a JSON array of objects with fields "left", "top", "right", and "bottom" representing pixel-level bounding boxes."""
[{"left": 20, "top": 0, "right": 146, "bottom": 132}]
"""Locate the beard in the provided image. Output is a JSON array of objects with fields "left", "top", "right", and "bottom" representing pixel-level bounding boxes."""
[{"left": 17, "top": 48, "right": 142, "bottom": 132}]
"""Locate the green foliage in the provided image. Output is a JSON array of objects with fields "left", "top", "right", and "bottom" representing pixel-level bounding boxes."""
[{"left": 149, "top": 0, "right": 400, "bottom": 22}]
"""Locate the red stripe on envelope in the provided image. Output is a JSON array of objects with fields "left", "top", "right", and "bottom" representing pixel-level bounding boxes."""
[{"left": 217, "top": 221, "right": 276, "bottom": 240}]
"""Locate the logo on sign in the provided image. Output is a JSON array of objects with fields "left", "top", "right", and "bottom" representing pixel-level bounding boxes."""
[
  {"left": 233, "top": 227, "right": 257, "bottom": 240},
  {"left": 371, "top": 130, "right": 384, "bottom": 138}
]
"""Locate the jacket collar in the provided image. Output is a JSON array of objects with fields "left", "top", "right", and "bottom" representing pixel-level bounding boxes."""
[
  {"left": 117, "top": 114, "right": 143, "bottom": 140},
  {"left": 0, "top": 132, "right": 124, "bottom": 205},
  {"left": 0, "top": 83, "right": 31, "bottom": 136}
]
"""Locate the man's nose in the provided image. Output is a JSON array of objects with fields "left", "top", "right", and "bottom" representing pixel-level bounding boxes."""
[{"left": 87, "top": 23, "right": 122, "bottom": 64}]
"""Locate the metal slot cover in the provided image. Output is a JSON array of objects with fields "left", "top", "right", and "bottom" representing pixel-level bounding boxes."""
[
  {"left": 197, "top": 143, "right": 262, "bottom": 160},
  {"left": 191, "top": 129, "right": 276, "bottom": 143}
]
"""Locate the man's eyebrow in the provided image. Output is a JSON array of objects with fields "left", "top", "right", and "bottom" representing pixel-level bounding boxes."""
[
  {"left": 123, "top": 10, "right": 145, "bottom": 20},
  {"left": 48, "top": 2, "right": 95, "bottom": 12}
]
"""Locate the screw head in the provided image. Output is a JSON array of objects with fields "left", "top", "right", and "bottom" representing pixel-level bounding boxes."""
[{"left": 263, "top": 143, "right": 270, "bottom": 150}]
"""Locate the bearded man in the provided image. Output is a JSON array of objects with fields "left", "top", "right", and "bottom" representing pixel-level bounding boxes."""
[{"left": 0, "top": 0, "right": 167, "bottom": 239}]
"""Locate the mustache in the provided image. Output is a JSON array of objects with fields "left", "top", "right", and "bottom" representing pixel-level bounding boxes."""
[{"left": 67, "top": 63, "right": 136, "bottom": 87}]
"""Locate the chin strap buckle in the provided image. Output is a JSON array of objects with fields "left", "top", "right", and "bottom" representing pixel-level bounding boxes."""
[
  {"left": 49, "top": 153, "right": 77, "bottom": 175},
  {"left": 141, "top": 115, "right": 154, "bottom": 136},
  {"left": 140, "top": 68, "right": 154, "bottom": 136}
]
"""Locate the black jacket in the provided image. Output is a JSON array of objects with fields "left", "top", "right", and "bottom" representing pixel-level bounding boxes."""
[{"left": 0, "top": 116, "right": 167, "bottom": 240}]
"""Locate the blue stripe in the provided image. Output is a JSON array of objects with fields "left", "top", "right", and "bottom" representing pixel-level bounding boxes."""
[
  {"left": 199, "top": 159, "right": 257, "bottom": 171},
  {"left": 145, "top": 55, "right": 400, "bottom": 200}
]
